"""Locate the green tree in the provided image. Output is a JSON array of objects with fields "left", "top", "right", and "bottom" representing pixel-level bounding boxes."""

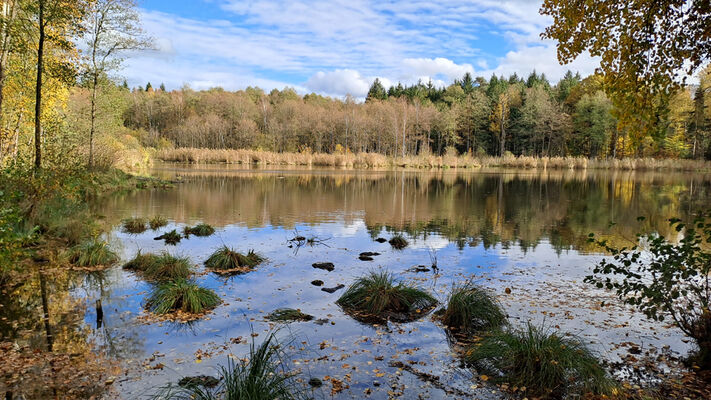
[
  {"left": 572, "top": 91, "right": 615, "bottom": 157},
  {"left": 366, "top": 78, "right": 387, "bottom": 102}
]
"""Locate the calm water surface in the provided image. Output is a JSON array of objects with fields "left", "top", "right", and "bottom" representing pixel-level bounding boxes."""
[{"left": 6, "top": 165, "right": 711, "bottom": 399}]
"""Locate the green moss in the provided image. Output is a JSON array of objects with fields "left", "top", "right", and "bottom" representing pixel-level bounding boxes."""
[
  {"left": 146, "top": 279, "right": 220, "bottom": 315},
  {"left": 336, "top": 271, "right": 436, "bottom": 322},
  {"left": 465, "top": 324, "right": 617, "bottom": 398},
  {"left": 68, "top": 238, "right": 119, "bottom": 268}
]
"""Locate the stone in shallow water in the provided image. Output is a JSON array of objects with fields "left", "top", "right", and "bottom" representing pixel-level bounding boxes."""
[
  {"left": 360, "top": 252, "right": 381, "bottom": 257},
  {"left": 321, "top": 284, "right": 345, "bottom": 293},
  {"left": 359, "top": 255, "right": 374, "bottom": 261},
  {"left": 311, "top": 279, "right": 324, "bottom": 286},
  {"left": 375, "top": 238, "right": 387, "bottom": 243},
  {"left": 312, "top": 262, "right": 335, "bottom": 271},
  {"left": 308, "top": 377, "right": 323, "bottom": 387}
]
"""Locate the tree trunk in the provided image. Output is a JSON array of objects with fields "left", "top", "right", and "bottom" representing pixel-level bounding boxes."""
[
  {"left": 0, "top": 0, "right": 17, "bottom": 143},
  {"left": 34, "top": 0, "right": 45, "bottom": 171},
  {"left": 499, "top": 105, "right": 506, "bottom": 156},
  {"left": 89, "top": 73, "right": 97, "bottom": 169}
]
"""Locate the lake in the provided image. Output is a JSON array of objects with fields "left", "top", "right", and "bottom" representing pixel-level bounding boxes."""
[{"left": 4, "top": 165, "right": 711, "bottom": 399}]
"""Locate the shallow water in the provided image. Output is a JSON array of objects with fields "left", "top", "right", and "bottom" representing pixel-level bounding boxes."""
[{"left": 5, "top": 165, "right": 711, "bottom": 399}]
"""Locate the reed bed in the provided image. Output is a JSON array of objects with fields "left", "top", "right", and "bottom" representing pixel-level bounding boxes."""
[{"left": 156, "top": 148, "right": 711, "bottom": 171}]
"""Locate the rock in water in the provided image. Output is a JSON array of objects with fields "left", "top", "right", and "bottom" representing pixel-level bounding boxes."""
[
  {"left": 359, "top": 252, "right": 380, "bottom": 257},
  {"left": 359, "top": 255, "right": 374, "bottom": 261},
  {"left": 375, "top": 238, "right": 387, "bottom": 243},
  {"left": 312, "top": 262, "right": 335, "bottom": 271},
  {"left": 311, "top": 280, "right": 324, "bottom": 286},
  {"left": 321, "top": 284, "right": 345, "bottom": 293}
]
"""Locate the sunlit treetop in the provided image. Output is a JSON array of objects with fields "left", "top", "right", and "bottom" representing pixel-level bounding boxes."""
[{"left": 540, "top": 0, "right": 711, "bottom": 149}]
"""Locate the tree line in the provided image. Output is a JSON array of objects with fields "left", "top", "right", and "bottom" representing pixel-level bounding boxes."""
[{"left": 116, "top": 68, "right": 711, "bottom": 159}]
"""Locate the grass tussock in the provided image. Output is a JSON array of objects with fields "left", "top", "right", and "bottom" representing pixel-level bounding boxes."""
[
  {"left": 204, "top": 246, "right": 264, "bottom": 273},
  {"left": 389, "top": 235, "right": 408, "bottom": 249},
  {"left": 184, "top": 223, "right": 215, "bottom": 237},
  {"left": 123, "top": 252, "right": 193, "bottom": 282},
  {"left": 155, "top": 229, "right": 182, "bottom": 245},
  {"left": 154, "top": 332, "right": 304, "bottom": 400},
  {"left": 441, "top": 282, "right": 507, "bottom": 333},
  {"left": 156, "top": 148, "right": 711, "bottom": 172},
  {"left": 122, "top": 217, "right": 148, "bottom": 234},
  {"left": 336, "top": 271, "right": 437, "bottom": 322},
  {"left": 149, "top": 216, "right": 168, "bottom": 230},
  {"left": 465, "top": 324, "right": 617, "bottom": 398},
  {"left": 146, "top": 279, "right": 220, "bottom": 315},
  {"left": 68, "top": 238, "right": 119, "bottom": 268},
  {"left": 265, "top": 308, "right": 314, "bottom": 322}
]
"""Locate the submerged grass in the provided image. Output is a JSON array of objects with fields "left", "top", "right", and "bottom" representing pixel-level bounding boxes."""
[
  {"left": 465, "top": 324, "right": 617, "bottom": 398},
  {"left": 68, "top": 238, "right": 119, "bottom": 268},
  {"left": 441, "top": 282, "right": 506, "bottom": 333},
  {"left": 146, "top": 279, "right": 220, "bottom": 315},
  {"left": 184, "top": 223, "right": 215, "bottom": 237},
  {"left": 122, "top": 217, "right": 148, "bottom": 234},
  {"left": 149, "top": 216, "right": 168, "bottom": 230},
  {"left": 153, "top": 332, "right": 304, "bottom": 400},
  {"left": 336, "top": 271, "right": 437, "bottom": 322},
  {"left": 155, "top": 229, "right": 182, "bottom": 245},
  {"left": 204, "top": 246, "right": 264, "bottom": 272},
  {"left": 265, "top": 308, "right": 314, "bottom": 322},
  {"left": 389, "top": 235, "right": 408, "bottom": 249}
]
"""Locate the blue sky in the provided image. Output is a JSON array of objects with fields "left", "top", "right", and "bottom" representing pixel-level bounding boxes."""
[{"left": 123, "top": 0, "right": 599, "bottom": 97}]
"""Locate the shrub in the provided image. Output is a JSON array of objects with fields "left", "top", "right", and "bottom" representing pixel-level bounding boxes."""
[
  {"left": 441, "top": 282, "right": 507, "bottom": 333},
  {"left": 265, "top": 308, "right": 313, "bottom": 322},
  {"left": 204, "top": 246, "right": 264, "bottom": 273},
  {"left": 336, "top": 271, "right": 437, "bottom": 322},
  {"left": 122, "top": 217, "right": 148, "bottom": 234},
  {"left": 465, "top": 324, "right": 616, "bottom": 398},
  {"left": 389, "top": 235, "right": 408, "bottom": 249},
  {"left": 68, "top": 238, "right": 119, "bottom": 268},
  {"left": 149, "top": 216, "right": 168, "bottom": 230},
  {"left": 586, "top": 213, "right": 711, "bottom": 369},
  {"left": 184, "top": 223, "right": 215, "bottom": 237},
  {"left": 153, "top": 332, "right": 304, "bottom": 399},
  {"left": 146, "top": 279, "right": 220, "bottom": 315}
]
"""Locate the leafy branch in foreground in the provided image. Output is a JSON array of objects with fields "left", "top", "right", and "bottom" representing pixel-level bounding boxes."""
[{"left": 585, "top": 213, "right": 711, "bottom": 368}]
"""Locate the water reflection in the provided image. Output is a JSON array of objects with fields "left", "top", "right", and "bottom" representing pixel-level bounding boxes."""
[{"left": 98, "top": 166, "right": 711, "bottom": 253}]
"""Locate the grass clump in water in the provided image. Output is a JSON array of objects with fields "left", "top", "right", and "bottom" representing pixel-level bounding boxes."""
[
  {"left": 440, "top": 282, "right": 506, "bottom": 333},
  {"left": 266, "top": 308, "right": 314, "bottom": 322},
  {"left": 123, "top": 252, "right": 193, "bottom": 281},
  {"left": 465, "top": 324, "right": 617, "bottom": 398},
  {"left": 155, "top": 229, "right": 182, "bottom": 245},
  {"left": 122, "top": 217, "right": 148, "bottom": 234},
  {"left": 149, "top": 216, "right": 168, "bottom": 230},
  {"left": 122, "top": 251, "right": 161, "bottom": 271},
  {"left": 389, "top": 235, "right": 408, "bottom": 249},
  {"left": 68, "top": 238, "right": 119, "bottom": 268},
  {"left": 154, "top": 332, "right": 304, "bottom": 399},
  {"left": 336, "top": 271, "right": 437, "bottom": 322},
  {"left": 204, "top": 246, "right": 264, "bottom": 273},
  {"left": 184, "top": 223, "right": 215, "bottom": 237},
  {"left": 146, "top": 279, "right": 220, "bottom": 315}
]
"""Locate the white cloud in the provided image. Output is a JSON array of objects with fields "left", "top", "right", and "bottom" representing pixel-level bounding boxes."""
[
  {"left": 124, "top": 1, "right": 604, "bottom": 96},
  {"left": 402, "top": 58, "right": 474, "bottom": 81},
  {"left": 305, "top": 70, "right": 373, "bottom": 97}
]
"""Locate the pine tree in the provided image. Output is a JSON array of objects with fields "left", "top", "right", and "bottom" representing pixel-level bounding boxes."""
[{"left": 366, "top": 78, "right": 387, "bottom": 102}]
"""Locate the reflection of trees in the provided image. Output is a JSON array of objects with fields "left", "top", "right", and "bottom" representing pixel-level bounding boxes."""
[
  {"left": 0, "top": 267, "right": 110, "bottom": 398},
  {"left": 95, "top": 168, "right": 711, "bottom": 253}
]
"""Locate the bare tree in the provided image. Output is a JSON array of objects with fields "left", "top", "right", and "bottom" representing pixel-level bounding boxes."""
[{"left": 82, "top": 0, "right": 150, "bottom": 169}]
